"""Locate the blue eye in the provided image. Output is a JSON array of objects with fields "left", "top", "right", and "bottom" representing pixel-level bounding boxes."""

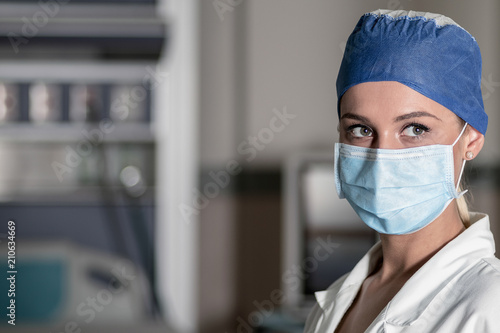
[
  {"left": 350, "top": 126, "right": 373, "bottom": 137},
  {"left": 403, "top": 124, "right": 428, "bottom": 137}
]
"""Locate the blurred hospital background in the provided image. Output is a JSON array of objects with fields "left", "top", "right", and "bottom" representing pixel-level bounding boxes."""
[{"left": 0, "top": 0, "right": 497, "bottom": 332}]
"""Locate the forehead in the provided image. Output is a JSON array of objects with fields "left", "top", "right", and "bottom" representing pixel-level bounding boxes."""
[{"left": 339, "top": 81, "right": 458, "bottom": 122}]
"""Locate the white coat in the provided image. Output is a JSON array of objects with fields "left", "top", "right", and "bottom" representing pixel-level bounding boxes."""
[{"left": 304, "top": 213, "right": 500, "bottom": 332}]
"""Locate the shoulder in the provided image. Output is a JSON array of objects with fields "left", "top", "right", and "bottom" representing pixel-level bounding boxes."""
[
  {"left": 454, "top": 257, "right": 500, "bottom": 315},
  {"left": 483, "top": 256, "right": 500, "bottom": 272},
  {"left": 453, "top": 214, "right": 500, "bottom": 305},
  {"left": 456, "top": 258, "right": 500, "bottom": 331},
  {"left": 468, "top": 256, "right": 500, "bottom": 289},
  {"left": 409, "top": 257, "right": 500, "bottom": 332},
  {"left": 460, "top": 257, "right": 500, "bottom": 290}
]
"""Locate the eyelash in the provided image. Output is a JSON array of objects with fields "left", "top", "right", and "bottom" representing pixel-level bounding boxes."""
[
  {"left": 346, "top": 124, "right": 372, "bottom": 138},
  {"left": 404, "top": 122, "right": 430, "bottom": 138},
  {"left": 345, "top": 123, "right": 431, "bottom": 139}
]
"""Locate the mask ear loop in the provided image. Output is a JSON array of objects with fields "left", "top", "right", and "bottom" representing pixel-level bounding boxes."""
[
  {"left": 452, "top": 123, "right": 468, "bottom": 146},
  {"left": 453, "top": 123, "right": 468, "bottom": 195}
]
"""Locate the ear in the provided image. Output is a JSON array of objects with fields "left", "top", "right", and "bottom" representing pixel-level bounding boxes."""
[{"left": 464, "top": 126, "right": 484, "bottom": 160}]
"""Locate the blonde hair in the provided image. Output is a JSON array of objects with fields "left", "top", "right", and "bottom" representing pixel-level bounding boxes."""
[
  {"left": 457, "top": 183, "right": 471, "bottom": 228},
  {"left": 456, "top": 119, "right": 471, "bottom": 228}
]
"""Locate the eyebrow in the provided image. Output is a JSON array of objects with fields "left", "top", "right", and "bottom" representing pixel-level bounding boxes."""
[
  {"left": 340, "top": 111, "right": 441, "bottom": 123},
  {"left": 393, "top": 111, "right": 442, "bottom": 122},
  {"left": 340, "top": 113, "right": 371, "bottom": 123}
]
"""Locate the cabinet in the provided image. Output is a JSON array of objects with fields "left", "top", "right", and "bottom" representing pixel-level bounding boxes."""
[{"left": 0, "top": 1, "right": 167, "bottom": 327}]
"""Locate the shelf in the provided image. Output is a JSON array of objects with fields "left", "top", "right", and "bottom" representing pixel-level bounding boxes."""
[
  {"left": 0, "top": 3, "right": 167, "bottom": 59},
  {"left": 0, "top": 186, "right": 156, "bottom": 204},
  {"left": 0, "top": 123, "right": 155, "bottom": 143}
]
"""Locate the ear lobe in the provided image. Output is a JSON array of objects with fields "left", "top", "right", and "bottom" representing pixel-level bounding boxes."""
[{"left": 465, "top": 126, "right": 485, "bottom": 159}]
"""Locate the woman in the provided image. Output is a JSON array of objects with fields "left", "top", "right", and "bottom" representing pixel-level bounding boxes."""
[{"left": 304, "top": 9, "right": 500, "bottom": 333}]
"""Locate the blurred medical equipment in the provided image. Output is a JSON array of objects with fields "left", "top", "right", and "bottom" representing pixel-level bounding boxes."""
[
  {"left": 281, "top": 151, "right": 377, "bottom": 320},
  {"left": 0, "top": 241, "right": 151, "bottom": 324},
  {"left": 0, "top": 0, "right": 166, "bottom": 327}
]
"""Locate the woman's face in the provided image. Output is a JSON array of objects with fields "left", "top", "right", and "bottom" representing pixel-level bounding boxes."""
[{"left": 339, "top": 81, "right": 483, "bottom": 185}]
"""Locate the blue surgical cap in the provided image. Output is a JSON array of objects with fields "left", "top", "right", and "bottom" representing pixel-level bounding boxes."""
[{"left": 337, "top": 9, "right": 487, "bottom": 135}]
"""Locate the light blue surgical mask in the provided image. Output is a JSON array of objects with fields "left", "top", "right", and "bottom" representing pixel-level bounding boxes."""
[{"left": 334, "top": 124, "right": 468, "bottom": 235}]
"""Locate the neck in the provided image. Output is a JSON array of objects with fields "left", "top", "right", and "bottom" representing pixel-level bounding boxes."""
[{"left": 376, "top": 202, "right": 465, "bottom": 281}]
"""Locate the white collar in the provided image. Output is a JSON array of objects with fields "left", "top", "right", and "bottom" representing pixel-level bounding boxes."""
[{"left": 314, "top": 213, "right": 495, "bottom": 327}]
